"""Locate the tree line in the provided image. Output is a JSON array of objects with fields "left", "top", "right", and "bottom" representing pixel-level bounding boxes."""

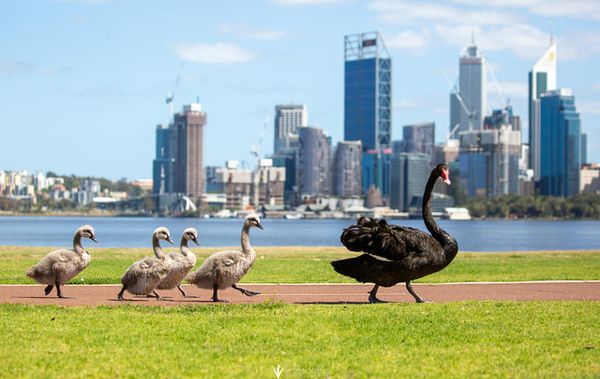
[{"left": 465, "top": 194, "right": 600, "bottom": 219}]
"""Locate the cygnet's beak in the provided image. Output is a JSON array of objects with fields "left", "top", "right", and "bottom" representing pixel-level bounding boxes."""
[
  {"left": 257, "top": 223, "right": 264, "bottom": 230},
  {"left": 167, "top": 236, "right": 174, "bottom": 244},
  {"left": 90, "top": 236, "right": 98, "bottom": 243},
  {"left": 193, "top": 237, "right": 200, "bottom": 246}
]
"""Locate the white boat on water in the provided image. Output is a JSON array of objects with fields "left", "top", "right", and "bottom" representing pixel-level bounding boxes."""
[
  {"left": 285, "top": 213, "right": 304, "bottom": 220},
  {"left": 445, "top": 207, "right": 472, "bottom": 220}
]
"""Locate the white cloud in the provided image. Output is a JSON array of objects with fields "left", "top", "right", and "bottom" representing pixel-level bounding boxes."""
[
  {"left": 272, "top": 0, "right": 350, "bottom": 5},
  {"left": 385, "top": 28, "right": 431, "bottom": 52},
  {"left": 453, "top": 0, "right": 600, "bottom": 21},
  {"left": 219, "top": 23, "right": 286, "bottom": 41},
  {"left": 172, "top": 42, "right": 255, "bottom": 64},
  {"left": 435, "top": 24, "right": 551, "bottom": 59},
  {"left": 0, "top": 59, "right": 70, "bottom": 76},
  {"left": 368, "top": 0, "right": 519, "bottom": 26},
  {"left": 487, "top": 81, "right": 528, "bottom": 103},
  {"left": 578, "top": 101, "right": 600, "bottom": 114}
]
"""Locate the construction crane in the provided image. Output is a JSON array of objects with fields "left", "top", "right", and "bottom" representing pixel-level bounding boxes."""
[
  {"left": 443, "top": 70, "right": 476, "bottom": 134},
  {"left": 165, "top": 62, "right": 185, "bottom": 116},
  {"left": 250, "top": 114, "right": 270, "bottom": 164}
]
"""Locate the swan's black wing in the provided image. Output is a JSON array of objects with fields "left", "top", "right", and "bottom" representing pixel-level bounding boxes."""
[{"left": 340, "top": 217, "right": 441, "bottom": 261}]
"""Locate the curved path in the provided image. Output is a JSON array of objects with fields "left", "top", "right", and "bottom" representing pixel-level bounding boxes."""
[{"left": 1, "top": 281, "right": 599, "bottom": 306}]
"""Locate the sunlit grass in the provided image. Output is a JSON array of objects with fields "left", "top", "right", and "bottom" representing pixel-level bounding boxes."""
[
  {"left": 0, "top": 302, "right": 598, "bottom": 378},
  {"left": 1, "top": 246, "right": 599, "bottom": 284}
]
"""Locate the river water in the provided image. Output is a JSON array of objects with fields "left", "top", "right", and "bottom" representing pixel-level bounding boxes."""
[{"left": 0, "top": 216, "right": 598, "bottom": 251}]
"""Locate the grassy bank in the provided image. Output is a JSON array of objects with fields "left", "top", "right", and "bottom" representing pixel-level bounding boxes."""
[
  {"left": 0, "top": 302, "right": 598, "bottom": 378},
  {"left": 1, "top": 247, "right": 599, "bottom": 285}
]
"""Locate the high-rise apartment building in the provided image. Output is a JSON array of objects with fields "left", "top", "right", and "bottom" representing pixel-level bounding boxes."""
[
  {"left": 273, "top": 104, "right": 307, "bottom": 154},
  {"left": 333, "top": 141, "right": 362, "bottom": 198},
  {"left": 344, "top": 31, "right": 392, "bottom": 151},
  {"left": 538, "top": 89, "right": 581, "bottom": 197},
  {"left": 152, "top": 103, "right": 206, "bottom": 200},
  {"left": 298, "top": 126, "right": 331, "bottom": 198},
  {"left": 172, "top": 104, "right": 206, "bottom": 199},
  {"left": 529, "top": 43, "right": 557, "bottom": 180}
]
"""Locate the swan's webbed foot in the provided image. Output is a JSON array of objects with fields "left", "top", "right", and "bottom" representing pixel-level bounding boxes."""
[
  {"left": 406, "top": 281, "right": 428, "bottom": 303},
  {"left": 368, "top": 284, "right": 386, "bottom": 303},
  {"left": 232, "top": 284, "right": 260, "bottom": 297},
  {"left": 44, "top": 285, "right": 54, "bottom": 296}
]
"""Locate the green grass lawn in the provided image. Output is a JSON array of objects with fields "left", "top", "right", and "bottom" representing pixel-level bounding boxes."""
[
  {"left": 0, "top": 302, "right": 598, "bottom": 378},
  {"left": 1, "top": 246, "right": 599, "bottom": 285}
]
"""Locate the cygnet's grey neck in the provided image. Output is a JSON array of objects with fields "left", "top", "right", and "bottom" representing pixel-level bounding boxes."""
[
  {"left": 73, "top": 233, "right": 85, "bottom": 255},
  {"left": 180, "top": 238, "right": 190, "bottom": 256},
  {"left": 152, "top": 236, "right": 166, "bottom": 259},
  {"left": 240, "top": 224, "right": 254, "bottom": 257}
]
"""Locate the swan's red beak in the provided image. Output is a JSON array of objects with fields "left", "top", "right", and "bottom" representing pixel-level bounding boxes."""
[{"left": 441, "top": 168, "right": 451, "bottom": 185}]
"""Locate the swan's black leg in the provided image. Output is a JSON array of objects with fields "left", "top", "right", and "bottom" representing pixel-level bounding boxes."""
[
  {"left": 117, "top": 286, "right": 127, "bottom": 301},
  {"left": 44, "top": 285, "right": 54, "bottom": 296},
  {"left": 368, "top": 284, "right": 386, "bottom": 303},
  {"left": 406, "top": 281, "right": 426, "bottom": 303},
  {"left": 232, "top": 283, "right": 260, "bottom": 297}
]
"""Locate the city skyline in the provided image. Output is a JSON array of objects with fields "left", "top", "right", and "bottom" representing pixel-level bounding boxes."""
[{"left": 2, "top": 0, "right": 600, "bottom": 180}]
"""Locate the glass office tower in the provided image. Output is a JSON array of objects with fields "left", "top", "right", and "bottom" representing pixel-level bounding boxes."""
[
  {"left": 344, "top": 32, "right": 391, "bottom": 197},
  {"left": 539, "top": 89, "right": 581, "bottom": 197}
]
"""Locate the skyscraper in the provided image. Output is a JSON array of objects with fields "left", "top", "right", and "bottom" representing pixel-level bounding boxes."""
[
  {"left": 581, "top": 132, "right": 587, "bottom": 165},
  {"left": 401, "top": 122, "right": 435, "bottom": 166},
  {"left": 273, "top": 104, "right": 307, "bottom": 154},
  {"left": 333, "top": 141, "right": 362, "bottom": 198},
  {"left": 298, "top": 126, "right": 331, "bottom": 198},
  {"left": 459, "top": 107, "right": 521, "bottom": 198},
  {"left": 529, "top": 43, "right": 557, "bottom": 180},
  {"left": 344, "top": 31, "right": 392, "bottom": 151},
  {"left": 152, "top": 124, "right": 172, "bottom": 194},
  {"left": 152, "top": 103, "right": 206, "bottom": 200},
  {"left": 456, "top": 42, "right": 486, "bottom": 133},
  {"left": 539, "top": 89, "right": 581, "bottom": 197},
  {"left": 172, "top": 103, "right": 206, "bottom": 199},
  {"left": 390, "top": 153, "right": 430, "bottom": 212}
]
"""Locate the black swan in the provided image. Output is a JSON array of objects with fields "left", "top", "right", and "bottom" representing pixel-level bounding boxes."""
[{"left": 331, "top": 164, "right": 458, "bottom": 303}]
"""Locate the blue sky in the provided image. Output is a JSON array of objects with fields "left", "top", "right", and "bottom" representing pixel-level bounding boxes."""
[{"left": 1, "top": 0, "right": 599, "bottom": 180}]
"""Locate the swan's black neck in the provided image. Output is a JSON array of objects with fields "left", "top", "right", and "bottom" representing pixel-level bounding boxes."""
[{"left": 422, "top": 170, "right": 458, "bottom": 262}]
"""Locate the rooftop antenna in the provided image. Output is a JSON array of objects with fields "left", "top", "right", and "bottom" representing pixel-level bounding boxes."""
[
  {"left": 550, "top": 20, "right": 554, "bottom": 45},
  {"left": 471, "top": 29, "right": 475, "bottom": 45}
]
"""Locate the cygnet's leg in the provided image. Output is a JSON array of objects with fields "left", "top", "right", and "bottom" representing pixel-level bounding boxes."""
[
  {"left": 177, "top": 284, "right": 197, "bottom": 298},
  {"left": 231, "top": 283, "right": 260, "bottom": 297},
  {"left": 44, "top": 285, "right": 54, "bottom": 296},
  {"left": 368, "top": 284, "right": 386, "bottom": 303},
  {"left": 211, "top": 283, "right": 226, "bottom": 302},
  {"left": 117, "top": 286, "right": 127, "bottom": 301},
  {"left": 55, "top": 282, "right": 71, "bottom": 299},
  {"left": 152, "top": 290, "right": 164, "bottom": 300},
  {"left": 406, "top": 281, "right": 427, "bottom": 303}
]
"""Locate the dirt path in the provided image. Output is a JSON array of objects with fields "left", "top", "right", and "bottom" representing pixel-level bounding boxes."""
[{"left": 1, "top": 281, "right": 599, "bottom": 306}]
